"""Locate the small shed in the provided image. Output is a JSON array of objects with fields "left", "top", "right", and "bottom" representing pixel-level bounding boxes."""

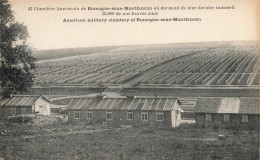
[
  {"left": 67, "top": 96, "right": 183, "bottom": 128},
  {"left": 0, "top": 95, "right": 51, "bottom": 119},
  {"left": 194, "top": 97, "right": 259, "bottom": 129}
]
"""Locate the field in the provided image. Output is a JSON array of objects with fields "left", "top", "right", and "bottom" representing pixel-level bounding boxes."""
[
  {"left": 0, "top": 122, "right": 259, "bottom": 160},
  {"left": 33, "top": 41, "right": 260, "bottom": 86},
  {"left": 34, "top": 46, "right": 119, "bottom": 60}
]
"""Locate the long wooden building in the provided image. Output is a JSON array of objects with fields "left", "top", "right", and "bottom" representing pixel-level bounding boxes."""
[
  {"left": 67, "top": 96, "right": 183, "bottom": 128},
  {"left": 194, "top": 97, "right": 259, "bottom": 129}
]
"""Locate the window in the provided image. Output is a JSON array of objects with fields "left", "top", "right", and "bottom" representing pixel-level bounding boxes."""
[
  {"left": 242, "top": 115, "right": 248, "bottom": 123},
  {"left": 74, "top": 110, "right": 80, "bottom": 119},
  {"left": 223, "top": 114, "right": 230, "bottom": 122},
  {"left": 86, "top": 111, "right": 92, "bottom": 119},
  {"left": 21, "top": 107, "right": 27, "bottom": 114},
  {"left": 11, "top": 107, "right": 16, "bottom": 116},
  {"left": 127, "top": 111, "right": 133, "bottom": 120},
  {"left": 205, "top": 114, "right": 212, "bottom": 122},
  {"left": 156, "top": 111, "right": 163, "bottom": 121},
  {"left": 141, "top": 111, "right": 148, "bottom": 121},
  {"left": 106, "top": 111, "right": 112, "bottom": 120}
]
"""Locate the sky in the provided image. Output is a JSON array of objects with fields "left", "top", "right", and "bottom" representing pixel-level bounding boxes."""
[{"left": 8, "top": 0, "right": 260, "bottom": 50}]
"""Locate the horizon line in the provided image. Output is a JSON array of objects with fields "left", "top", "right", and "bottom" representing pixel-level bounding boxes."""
[{"left": 34, "top": 39, "right": 259, "bottom": 51}]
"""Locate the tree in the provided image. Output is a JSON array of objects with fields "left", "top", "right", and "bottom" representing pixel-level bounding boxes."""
[{"left": 0, "top": 0, "right": 36, "bottom": 97}]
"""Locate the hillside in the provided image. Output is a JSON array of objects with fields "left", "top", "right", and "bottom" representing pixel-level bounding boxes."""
[
  {"left": 33, "top": 41, "right": 260, "bottom": 86},
  {"left": 33, "top": 46, "right": 120, "bottom": 61}
]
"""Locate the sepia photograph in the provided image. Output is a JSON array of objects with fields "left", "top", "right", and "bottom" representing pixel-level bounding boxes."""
[{"left": 0, "top": 0, "right": 259, "bottom": 159}]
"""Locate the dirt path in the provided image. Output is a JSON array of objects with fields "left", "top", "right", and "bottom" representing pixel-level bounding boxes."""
[
  {"left": 3, "top": 125, "right": 218, "bottom": 142},
  {"left": 49, "top": 94, "right": 100, "bottom": 101},
  {"left": 179, "top": 137, "right": 218, "bottom": 141},
  {"left": 9, "top": 126, "right": 131, "bottom": 139}
]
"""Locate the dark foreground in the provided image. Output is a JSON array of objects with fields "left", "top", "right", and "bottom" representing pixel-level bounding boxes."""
[{"left": 0, "top": 123, "right": 259, "bottom": 160}]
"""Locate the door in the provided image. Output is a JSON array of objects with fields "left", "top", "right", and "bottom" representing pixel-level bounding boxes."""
[
  {"left": 171, "top": 111, "right": 175, "bottom": 127},
  {"left": 175, "top": 111, "right": 180, "bottom": 126},
  {"left": 232, "top": 115, "right": 240, "bottom": 127},
  {"left": 39, "top": 105, "right": 47, "bottom": 115}
]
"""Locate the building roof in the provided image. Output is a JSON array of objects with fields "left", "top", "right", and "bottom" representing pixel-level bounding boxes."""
[
  {"left": 67, "top": 97, "right": 180, "bottom": 111},
  {"left": 195, "top": 97, "right": 259, "bottom": 114},
  {"left": 240, "top": 97, "right": 260, "bottom": 114},
  {"left": 0, "top": 95, "right": 50, "bottom": 107}
]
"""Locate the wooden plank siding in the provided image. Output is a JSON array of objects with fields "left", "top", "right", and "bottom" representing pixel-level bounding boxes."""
[
  {"left": 68, "top": 109, "right": 174, "bottom": 128},
  {"left": 195, "top": 113, "right": 259, "bottom": 129}
]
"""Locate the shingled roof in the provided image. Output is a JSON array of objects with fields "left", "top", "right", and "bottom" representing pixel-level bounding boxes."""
[
  {"left": 195, "top": 97, "right": 259, "bottom": 114},
  {"left": 0, "top": 95, "right": 50, "bottom": 107},
  {"left": 67, "top": 96, "right": 181, "bottom": 111}
]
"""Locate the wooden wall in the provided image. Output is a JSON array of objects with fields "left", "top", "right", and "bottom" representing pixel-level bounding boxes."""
[
  {"left": 195, "top": 113, "right": 259, "bottom": 129},
  {"left": 0, "top": 106, "right": 33, "bottom": 119},
  {"left": 67, "top": 109, "right": 177, "bottom": 128}
]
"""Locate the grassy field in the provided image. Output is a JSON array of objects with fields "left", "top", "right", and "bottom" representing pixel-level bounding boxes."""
[
  {"left": 121, "top": 87, "right": 260, "bottom": 98},
  {"left": 0, "top": 122, "right": 259, "bottom": 160},
  {"left": 22, "top": 86, "right": 259, "bottom": 98}
]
